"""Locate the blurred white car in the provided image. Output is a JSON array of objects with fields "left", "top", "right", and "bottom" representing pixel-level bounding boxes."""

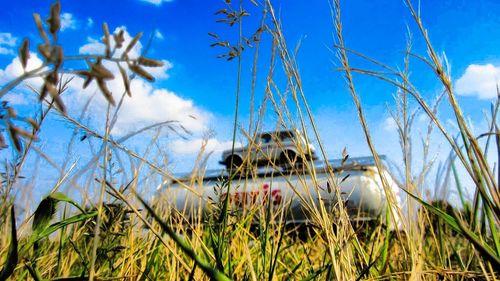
[
  {"left": 219, "top": 130, "right": 318, "bottom": 171},
  {"left": 155, "top": 156, "right": 403, "bottom": 228}
]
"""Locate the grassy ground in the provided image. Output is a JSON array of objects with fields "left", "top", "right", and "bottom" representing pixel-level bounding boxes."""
[{"left": 1, "top": 0, "right": 499, "bottom": 280}]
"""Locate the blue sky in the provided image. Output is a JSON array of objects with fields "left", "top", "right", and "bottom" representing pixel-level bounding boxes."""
[{"left": 0, "top": 0, "right": 499, "bottom": 201}]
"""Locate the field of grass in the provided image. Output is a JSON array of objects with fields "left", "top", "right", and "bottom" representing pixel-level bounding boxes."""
[{"left": 0, "top": 0, "right": 499, "bottom": 280}]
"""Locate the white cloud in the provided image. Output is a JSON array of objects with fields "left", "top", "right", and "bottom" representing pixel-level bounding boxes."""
[
  {"left": 0, "top": 33, "right": 17, "bottom": 47},
  {"left": 87, "top": 18, "right": 94, "bottom": 28},
  {"left": 383, "top": 117, "right": 398, "bottom": 132},
  {"left": 60, "top": 13, "right": 78, "bottom": 31},
  {"left": 0, "top": 52, "right": 45, "bottom": 105},
  {"left": 0, "top": 33, "right": 17, "bottom": 55},
  {"left": 154, "top": 30, "right": 164, "bottom": 40},
  {"left": 455, "top": 64, "right": 500, "bottom": 99},
  {"left": 140, "top": 0, "right": 173, "bottom": 5},
  {"left": 0, "top": 52, "right": 44, "bottom": 85},
  {"left": 80, "top": 27, "right": 146, "bottom": 59},
  {"left": 0, "top": 47, "right": 13, "bottom": 55},
  {"left": 168, "top": 138, "right": 239, "bottom": 155},
  {"left": 69, "top": 28, "right": 209, "bottom": 136}
]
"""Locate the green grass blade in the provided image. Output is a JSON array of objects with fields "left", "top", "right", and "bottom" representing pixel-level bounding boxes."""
[
  {"left": 31, "top": 211, "right": 98, "bottom": 244},
  {"left": 402, "top": 188, "right": 500, "bottom": 267},
  {"left": 137, "top": 195, "right": 231, "bottom": 281},
  {"left": 0, "top": 206, "right": 18, "bottom": 281}
]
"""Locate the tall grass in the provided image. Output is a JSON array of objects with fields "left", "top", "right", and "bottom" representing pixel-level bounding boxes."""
[{"left": 0, "top": 0, "right": 499, "bottom": 280}]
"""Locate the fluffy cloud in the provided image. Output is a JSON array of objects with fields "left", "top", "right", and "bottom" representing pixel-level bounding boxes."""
[
  {"left": 80, "top": 27, "right": 146, "bottom": 59},
  {"left": 456, "top": 64, "right": 500, "bottom": 99},
  {"left": 154, "top": 30, "right": 164, "bottom": 40},
  {"left": 140, "top": 0, "right": 173, "bottom": 5},
  {"left": 60, "top": 13, "right": 78, "bottom": 31},
  {"left": 0, "top": 33, "right": 17, "bottom": 55},
  {"left": 168, "top": 138, "right": 240, "bottom": 155},
  {"left": 0, "top": 52, "right": 44, "bottom": 86},
  {"left": 383, "top": 117, "right": 398, "bottom": 132},
  {"left": 71, "top": 28, "right": 209, "bottom": 135}
]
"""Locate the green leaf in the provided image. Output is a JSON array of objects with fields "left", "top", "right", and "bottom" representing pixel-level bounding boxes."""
[
  {"left": 49, "top": 192, "right": 86, "bottom": 213},
  {"left": 402, "top": 188, "right": 500, "bottom": 267},
  {"left": 137, "top": 195, "right": 231, "bottom": 281},
  {"left": 32, "top": 195, "right": 59, "bottom": 234},
  {"left": 32, "top": 192, "right": 85, "bottom": 235},
  {"left": 31, "top": 211, "right": 97, "bottom": 244},
  {"left": 0, "top": 206, "right": 18, "bottom": 281}
]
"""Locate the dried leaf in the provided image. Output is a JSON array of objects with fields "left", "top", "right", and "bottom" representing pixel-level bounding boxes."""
[
  {"left": 97, "top": 79, "right": 116, "bottom": 106},
  {"left": 118, "top": 64, "right": 131, "bottom": 97},
  {"left": 33, "top": 13, "right": 49, "bottom": 44},
  {"left": 122, "top": 32, "right": 143, "bottom": 59},
  {"left": 137, "top": 57, "right": 164, "bottom": 67},
  {"left": 19, "top": 38, "right": 30, "bottom": 70},
  {"left": 47, "top": 1, "right": 61, "bottom": 36},
  {"left": 129, "top": 63, "right": 154, "bottom": 82}
]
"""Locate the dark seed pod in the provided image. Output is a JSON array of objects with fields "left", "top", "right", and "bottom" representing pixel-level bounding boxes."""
[
  {"left": 122, "top": 32, "right": 143, "bottom": 59},
  {"left": 7, "top": 125, "right": 22, "bottom": 152},
  {"left": 129, "top": 63, "right": 154, "bottom": 82},
  {"left": 47, "top": 1, "right": 61, "bottom": 36},
  {"left": 97, "top": 79, "right": 116, "bottom": 106},
  {"left": 137, "top": 57, "right": 164, "bottom": 67},
  {"left": 33, "top": 13, "right": 49, "bottom": 44},
  {"left": 38, "top": 44, "right": 51, "bottom": 60},
  {"left": 91, "top": 62, "right": 114, "bottom": 80},
  {"left": 114, "top": 30, "right": 125, "bottom": 49},
  {"left": 19, "top": 38, "right": 30, "bottom": 70}
]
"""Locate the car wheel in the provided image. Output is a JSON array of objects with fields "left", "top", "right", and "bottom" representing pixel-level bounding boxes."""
[{"left": 225, "top": 155, "right": 243, "bottom": 172}]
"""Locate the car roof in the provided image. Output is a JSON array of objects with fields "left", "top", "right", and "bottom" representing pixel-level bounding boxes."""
[{"left": 258, "top": 130, "right": 296, "bottom": 138}]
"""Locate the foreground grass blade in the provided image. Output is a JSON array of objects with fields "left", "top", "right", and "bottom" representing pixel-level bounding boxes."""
[
  {"left": 0, "top": 206, "right": 18, "bottom": 281},
  {"left": 402, "top": 188, "right": 500, "bottom": 267},
  {"left": 31, "top": 211, "right": 98, "bottom": 244},
  {"left": 137, "top": 195, "right": 231, "bottom": 281}
]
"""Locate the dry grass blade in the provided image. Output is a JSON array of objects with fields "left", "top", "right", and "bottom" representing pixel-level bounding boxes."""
[
  {"left": 19, "top": 39, "right": 30, "bottom": 70},
  {"left": 129, "top": 63, "right": 154, "bottom": 82},
  {"left": 118, "top": 64, "right": 131, "bottom": 97}
]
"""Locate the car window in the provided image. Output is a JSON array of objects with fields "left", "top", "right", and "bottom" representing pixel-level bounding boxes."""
[{"left": 260, "top": 133, "right": 271, "bottom": 143}]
